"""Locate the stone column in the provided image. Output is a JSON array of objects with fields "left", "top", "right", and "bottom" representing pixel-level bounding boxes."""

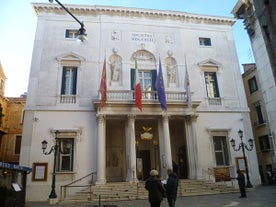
[
  {"left": 162, "top": 114, "right": 172, "bottom": 170},
  {"left": 128, "top": 115, "right": 138, "bottom": 182},
  {"left": 186, "top": 114, "right": 199, "bottom": 179},
  {"left": 96, "top": 114, "right": 106, "bottom": 184}
]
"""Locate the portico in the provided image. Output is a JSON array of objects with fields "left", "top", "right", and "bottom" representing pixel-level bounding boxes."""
[{"left": 94, "top": 101, "right": 200, "bottom": 184}]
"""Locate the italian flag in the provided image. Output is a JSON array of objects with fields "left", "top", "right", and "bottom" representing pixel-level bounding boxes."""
[{"left": 135, "top": 59, "right": 142, "bottom": 111}]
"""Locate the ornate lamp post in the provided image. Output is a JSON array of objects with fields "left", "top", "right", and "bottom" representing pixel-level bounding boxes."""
[
  {"left": 49, "top": 0, "right": 87, "bottom": 42},
  {"left": 230, "top": 129, "right": 254, "bottom": 188},
  {"left": 41, "top": 130, "right": 60, "bottom": 199}
]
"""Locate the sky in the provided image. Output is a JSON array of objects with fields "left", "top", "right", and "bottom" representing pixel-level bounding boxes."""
[{"left": 0, "top": 0, "right": 254, "bottom": 97}]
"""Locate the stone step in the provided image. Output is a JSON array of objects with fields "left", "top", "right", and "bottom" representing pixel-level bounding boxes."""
[{"left": 61, "top": 179, "right": 238, "bottom": 203}]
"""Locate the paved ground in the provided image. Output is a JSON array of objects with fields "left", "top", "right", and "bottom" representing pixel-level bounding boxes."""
[{"left": 25, "top": 185, "right": 276, "bottom": 207}]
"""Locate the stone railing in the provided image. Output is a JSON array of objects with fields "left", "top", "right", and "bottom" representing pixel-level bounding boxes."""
[{"left": 105, "top": 90, "right": 187, "bottom": 102}]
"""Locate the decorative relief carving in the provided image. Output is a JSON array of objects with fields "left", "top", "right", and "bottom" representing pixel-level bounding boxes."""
[
  {"left": 131, "top": 50, "right": 155, "bottom": 62},
  {"left": 111, "top": 30, "right": 121, "bottom": 41},
  {"left": 165, "top": 35, "right": 174, "bottom": 44}
]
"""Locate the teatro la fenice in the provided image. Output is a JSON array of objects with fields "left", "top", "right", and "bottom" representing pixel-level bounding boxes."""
[{"left": 20, "top": 2, "right": 261, "bottom": 201}]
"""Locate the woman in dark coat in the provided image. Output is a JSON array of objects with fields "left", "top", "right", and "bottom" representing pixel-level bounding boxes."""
[
  {"left": 145, "top": 169, "right": 166, "bottom": 207},
  {"left": 237, "top": 169, "right": 246, "bottom": 198}
]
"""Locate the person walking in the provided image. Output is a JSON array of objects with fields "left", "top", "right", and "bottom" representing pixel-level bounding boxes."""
[
  {"left": 164, "top": 168, "right": 178, "bottom": 207},
  {"left": 145, "top": 169, "right": 166, "bottom": 207},
  {"left": 237, "top": 169, "right": 246, "bottom": 198}
]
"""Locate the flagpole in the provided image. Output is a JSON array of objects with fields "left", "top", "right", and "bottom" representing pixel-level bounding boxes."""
[{"left": 184, "top": 55, "right": 192, "bottom": 108}]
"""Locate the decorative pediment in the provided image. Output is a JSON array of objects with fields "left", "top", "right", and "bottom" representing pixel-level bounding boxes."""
[
  {"left": 56, "top": 52, "right": 85, "bottom": 62},
  {"left": 198, "top": 58, "right": 221, "bottom": 68}
]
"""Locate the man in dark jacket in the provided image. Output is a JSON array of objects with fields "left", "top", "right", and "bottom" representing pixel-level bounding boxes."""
[
  {"left": 164, "top": 168, "right": 178, "bottom": 207},
  {"left": 145, "top": 169, "right": 166, "bottom": 207},
  {"left": 237, "top": 169, "right": 246, "bottom": 198}
]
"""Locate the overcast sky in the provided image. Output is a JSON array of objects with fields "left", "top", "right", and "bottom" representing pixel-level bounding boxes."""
[{"left": 0, "top": 0, "right": 254, "bottom": 97}]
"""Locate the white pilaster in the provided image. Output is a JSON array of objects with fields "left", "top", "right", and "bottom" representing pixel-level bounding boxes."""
[
  {"left": 127, "top": 115, "right": 138, "bottom": 182},
  {"left": 186, "top": 115, "right": 199, "bottom": 179},
  {"left": 96, "top": 114, "right": 106, "bottom": 184},
  {"left": 162, "top": 114, "right": 172, "bottom": 170}
]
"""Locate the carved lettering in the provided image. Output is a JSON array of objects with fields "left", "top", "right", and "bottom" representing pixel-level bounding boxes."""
[{"left": 130, "top": 32, "right": 154, "bottom": 42}]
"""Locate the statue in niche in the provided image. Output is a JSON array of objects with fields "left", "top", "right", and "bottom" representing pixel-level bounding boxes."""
[
  {"left": 109, "top": 54, "right": 122, "bottom": 81},
  {"left": 166, "top": 57, "right": 177, "bottom": 84}
]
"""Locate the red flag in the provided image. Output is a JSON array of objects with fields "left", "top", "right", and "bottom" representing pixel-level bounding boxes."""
[
  {"left": 99, "top": 58, "right": 107, "bottom": 111},
  {"left": 135, "top": 59, "right": 142, "bottom": 111}
]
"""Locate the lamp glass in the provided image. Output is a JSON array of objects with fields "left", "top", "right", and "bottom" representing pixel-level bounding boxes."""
[
  {"left": 77, "top": 27, "right": 87, "bottom": 42},
  {"left": 230, "top": 138, "right": 236, "bottom": 148},
  {"left": 248, "top": 138, "right": 254, "bottom": 147},
  {"left": 238, "top": 129, "right": 243, "bottom": 138},
  {"left": 41, "top": 140, "right": 48, "bottom": 151}
]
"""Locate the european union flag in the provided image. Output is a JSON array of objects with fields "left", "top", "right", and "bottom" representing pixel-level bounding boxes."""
[{"left": 155, "top": 58, "right": 167, "bottom": 111}]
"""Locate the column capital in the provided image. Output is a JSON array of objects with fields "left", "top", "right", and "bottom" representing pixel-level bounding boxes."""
[
  {"left": 162, "top": 113, "right": 170, "bottom": 121},
  {"left": 185, "top": 114, "right": 198, "bottom": 122},
  {"left": 127, "top": 114, "right": 136, "bottom": 120},
  {"left": 96, "top": 114, "right": 106, "bottom": 121}
]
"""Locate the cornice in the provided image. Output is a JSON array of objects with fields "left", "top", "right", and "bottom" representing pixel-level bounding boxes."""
[{"left": 32, "top": 3, "right": 236, "bottom": 26}]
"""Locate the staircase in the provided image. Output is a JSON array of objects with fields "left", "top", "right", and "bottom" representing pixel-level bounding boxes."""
[{"left": 60, "top": 179, "right": 238, "bottom": 204}]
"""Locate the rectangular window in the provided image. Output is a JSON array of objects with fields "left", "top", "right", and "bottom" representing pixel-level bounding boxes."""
[
  {"left": 130, "top": 69, "right": 157, "bottom": 100},
  {"left": 248, "top": 76, "right": 258, "bottom": 93},
  {"left": 259, "top": 135, "right": 270, "bottom": 152},
  {"left": 61, "top": 67, "right": 77, "bottom": 95},
  {"left": 199, "top": 37, "right": 212, "bottom": 46},
  {"left": 204, "top": 72, "right": 220, "bottom": 98},
  {"left": 255, "top": 104, "right": 265, "bottom": 125},
  {"left": 15, "top": 135, "right": 22, "bottom": 154},
  {"left": 57, "top": 138, "right": 74, "bottom": 172},
  {"left": 213, "top": 136, "right": 229, "bottom": 166},
  {"left": 65, "top": 29, "right": 78, "bottom": 39},
  {"left": 60, "top": 67, "right": 77, "bottom": 103}
]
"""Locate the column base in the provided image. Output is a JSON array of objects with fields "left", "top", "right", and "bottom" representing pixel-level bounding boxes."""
[
  {"left": 48, "top": 198, "right": 58, "bottom": 205},
  {"left": 95, "top": 178, "right": 106, "bottom": 185}
]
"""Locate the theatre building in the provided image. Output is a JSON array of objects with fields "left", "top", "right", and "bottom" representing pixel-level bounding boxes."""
[{"left": 20, "top": 3, "right": 261, "bottom": 201}]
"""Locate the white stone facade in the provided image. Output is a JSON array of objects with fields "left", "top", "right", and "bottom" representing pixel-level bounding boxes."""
[{"left": 20, "top": 3, "right": 261, "bottom": 201}]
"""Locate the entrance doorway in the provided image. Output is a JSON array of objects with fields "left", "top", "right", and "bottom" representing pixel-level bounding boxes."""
[
  {"left": 137, "top": 150, "right": 151, "bottom": 180},
  {"left": 179, "top": 145, "right": 188, "bottom": 179}
]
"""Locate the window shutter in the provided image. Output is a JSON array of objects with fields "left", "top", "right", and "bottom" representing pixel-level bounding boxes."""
[
  {"left": 214, "top": 73, "right": 220, "bottom": 97},
  {"left": 131, "top": 69, "right": 135, "bottom": 90},
  {"left": 72, "top": 68, "right": 78, "bottom": 95},
  {"left": 65, "top": 29, "right": 69, "bottom": 38},
  {"left": 151, "top": 70, "right": 157, "bottom": 91},
  {"left": 61, "top": 67, "right": 66, "bottom": 95}
]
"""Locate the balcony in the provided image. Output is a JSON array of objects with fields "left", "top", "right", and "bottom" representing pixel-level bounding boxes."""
[
  {"left": 60, "top": 95, "right": 77, "bottom": 104},
  {"left": 105, "top": 90, "right": 188, "bottom": 102},
  {"left": 254, "top": 120, "right": 267, "bottom": 127},
  {"left": 208, "top": 97, "right": 221, "bottom": 105}
]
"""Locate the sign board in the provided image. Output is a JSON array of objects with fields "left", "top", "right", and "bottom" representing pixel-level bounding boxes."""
[
  {"left": 12, "top": 183, "right": 22, "bottom": 192},
  {"left": 0, "top": 162, "right": 32, "bottom": 173}
]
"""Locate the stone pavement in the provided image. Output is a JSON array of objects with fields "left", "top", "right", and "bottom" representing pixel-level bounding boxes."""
[{"left": 25, "top": 185, "right": 276, "bottom": 207}]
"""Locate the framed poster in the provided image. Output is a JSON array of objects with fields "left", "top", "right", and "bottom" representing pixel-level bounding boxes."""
[
  {"left": 236, "top": 157, "right": 247, "bottom": 173},
  {"left": 32, "top": 163, "right": 48, "bottom": 181}
]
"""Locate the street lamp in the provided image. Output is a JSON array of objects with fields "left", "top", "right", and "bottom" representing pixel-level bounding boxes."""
[
  {"left": 41, "top": 130, "right": 60, "bottom": 199},
  {"left": 230, "top": 129, "right": 254, "bottom": 188},
  {"left": 49, "top": 0, "right": 87, "bottom": 42}
]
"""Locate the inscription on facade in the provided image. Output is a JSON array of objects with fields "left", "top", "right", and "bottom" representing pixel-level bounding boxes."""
[{"left": 131, "top": 32, "right": 154, "bottom": 42}]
